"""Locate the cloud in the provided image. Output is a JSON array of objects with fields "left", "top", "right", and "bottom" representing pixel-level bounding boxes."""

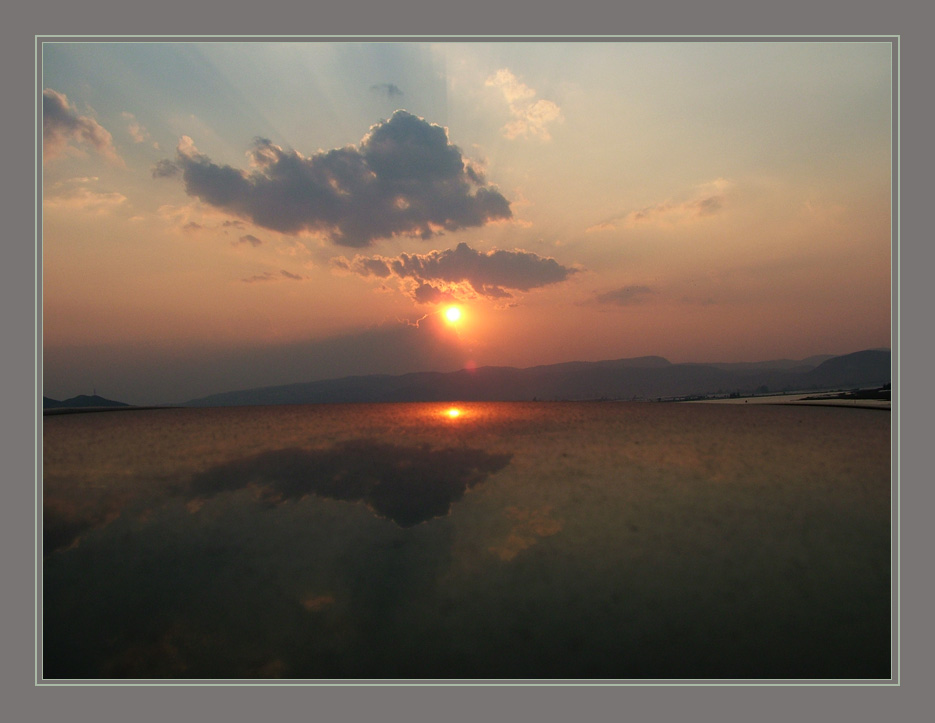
[
  {"left": 42, "top": 185, "right": 128, "bottom": 215},
  {"left": 157, "top": 201, "right": 238, "bottom": 235},
  {"left": 592, "top": 179, "right": 734, "bottom": 231},
  {"left": 186, "top": 440, "right": 512, "bottom": 527},
  {"left": 42, "top": 89, "right": 123, "bottom": 165},
  {"left": 412, "top": 283, "right": 458, "bottom": 305},
  {"left": 370, "top": 83, "right": 404, "bottom": 98},
  {"left": 488, "top": 506, "right": 563, "bottom": 562},
  {"left": 43, "top": 497, "right": 120, "bottom": 555},
  {"left": 152, "top": 159, "right": 180, "bottom": 178},
  {"left": 240, "top": 269, "right": 305, "bottom": 283},
  {"left": 236, "top": 234, "right": 263, "bottom": 247},
  {"left": 159, "top": 110, "right": 511, "bottom": 247},
  {"left": 485, "top": 69, "right": 563, "bottom": 141},
  {"left": 121, "top": 111, "right": 154, "bottom": 146},
  {"left": 585, "top": 222, "right": 617, "bottom": 234},
  {"left": 334, "top": 241, "right": 577, "bottom": 302},
  {"left": 595, "top": 285, "right": 655, "bottom": 306},
  {"left": 626, "top": 196, "right": 723, "bottom": 225}
]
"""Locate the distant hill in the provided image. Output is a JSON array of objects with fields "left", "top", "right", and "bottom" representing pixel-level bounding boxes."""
[
  {"left": 43, "top": 394, "right": 130, "bottom": 410},
  {"left": 707, "top": 354, "right": 837, "bottom": 373},
  {"left": 183, "top": 350, "right": 891, "bottom": 408},
  {"left": 800, "top": 350, "right": 892, "bottom": 390}
]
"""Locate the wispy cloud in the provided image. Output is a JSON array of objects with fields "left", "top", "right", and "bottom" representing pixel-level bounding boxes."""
[
  {"left": 595, "top": 285, "right": 655, "bottom": 306},
  {"left": 240, "top": 269, "right": 306, "bottom": 283},
  {"left": 588, "top": 179, "right": 734, "bottom": 232},
  {"left": 236, "top": 234, "right": 263, "bottom": 247},
  {"left": 121, "top": 111, "right": 157, "bottom": 148},
  {"left": 485, "top": 69, "right": 563, "bottom": 141},
  {"left": 370, "top": 83, "right": 404, "bottom": 98},
  {"left": 333, "top": 241, "right": 577, "bottom": 302},
  {"left": 43, "top": 181, "right": 127, "bottom": 215},
  {"left": 157, "top": 111, "right": 512, "bottom": 247},
  {"left": 42, "top": 89, "right": 123, "bottom": 166}
]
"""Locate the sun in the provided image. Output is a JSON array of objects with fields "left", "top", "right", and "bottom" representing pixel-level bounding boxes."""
[{"left": 444, "top": 305, "right": 462, "bottom": 324}]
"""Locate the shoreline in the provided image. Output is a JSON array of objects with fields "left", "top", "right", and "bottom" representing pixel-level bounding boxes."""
[{"left": 43, "top": 405, "right": 180, "bottom": 416}]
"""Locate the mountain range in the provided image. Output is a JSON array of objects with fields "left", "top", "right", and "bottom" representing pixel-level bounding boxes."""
[{"left": 181, "top": 349, "right": 891, "bottom": 408}]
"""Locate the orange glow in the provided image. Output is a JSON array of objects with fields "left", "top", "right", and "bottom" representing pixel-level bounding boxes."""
[
  {"left": 444, "top": 305, "right": 462, "bottom": 324},
  {"left": 444, "top": 407, "right": 462, "bottom": 419}
]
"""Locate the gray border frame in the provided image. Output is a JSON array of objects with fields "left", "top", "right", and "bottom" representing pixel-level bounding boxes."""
[
  {"left": 34, "top": 32, "right": 902, "bottom": 688},
  {"left": 8, "top": 0, "right": 929, "bottom": 719}
]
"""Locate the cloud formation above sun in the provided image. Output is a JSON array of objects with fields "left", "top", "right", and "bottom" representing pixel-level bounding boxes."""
[
  {"left": 333, "top": 241, "right": 578, "bottom": 302},
  {"left": 156, "top": 110, "right": 512, "bottom": 247}
]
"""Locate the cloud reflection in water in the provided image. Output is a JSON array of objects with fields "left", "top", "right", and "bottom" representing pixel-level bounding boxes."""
[{"left": 187, "top": 439, "right": 513, "bottom": 527}]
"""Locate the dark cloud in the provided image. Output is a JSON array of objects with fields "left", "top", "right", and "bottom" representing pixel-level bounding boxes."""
[
  {"left": 691, "top": 196, "right": 723, "bottom": 216},
  {"left": 412, "top": 283, "right": 458, "bottom": 305},
  {"left": 336, "top": 242, "right": 577, "bottom": 302},
  {"left": 187, "top": 440, "right": 512, "bottom": 527},
  {"left": 333, "top": 255, "right": 392, "bottom": 278},
  {"left": 370, "top": 83, "right": 404, "bottom": 98},
  {"left": 161, "top": 111, "right": 511, "bottom": 247},
  {"left": 596, "top": 285, "right": 655, "bottom": 305},
  {"left": 43, "top": 88, "right": 122, "bottom": 165},
  {"left": 182, "top": 221, "right": 203, "bottom": 232},
  {"left": 151, "top": 159, "right": 180, "bottom": 178},
  {"left": 237, "top": 234, "right": 263, "bottom": 247}
]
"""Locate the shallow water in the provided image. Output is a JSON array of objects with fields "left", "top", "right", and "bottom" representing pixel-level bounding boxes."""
[{"left": 41, "top": 402, "right": 892, "bottom": 680}]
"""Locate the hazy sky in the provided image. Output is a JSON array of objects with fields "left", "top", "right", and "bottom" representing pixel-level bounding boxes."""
[{"left": 41, "top": 40, "right": 892, "bottom": 405}]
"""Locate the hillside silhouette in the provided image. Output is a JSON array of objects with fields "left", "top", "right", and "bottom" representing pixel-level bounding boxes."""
[
  {"left": 182, "top": 349, "right": 891, "bottom": 407},
  {"left": 43, "top": 394, "right": 130, "bottom": 410}
]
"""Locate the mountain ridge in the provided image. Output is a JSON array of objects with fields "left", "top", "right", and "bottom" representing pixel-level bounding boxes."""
[{"left": 182, "top": 349, "right": 891, "bottom": 408}]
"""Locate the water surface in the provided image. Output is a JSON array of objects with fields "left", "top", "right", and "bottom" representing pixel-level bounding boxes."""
[{"left": 42, "top": 402, "right": 891, "bottom": 680}]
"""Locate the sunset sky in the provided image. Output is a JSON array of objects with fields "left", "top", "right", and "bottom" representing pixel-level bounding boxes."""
[{"left": 41, "top": 40, "right": 892, "bottom": 405}]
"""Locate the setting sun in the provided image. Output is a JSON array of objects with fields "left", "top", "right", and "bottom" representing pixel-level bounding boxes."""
[
  {"left": 444, "top": 305, "right": 462, "bottom": 324},
  {"left": 444, "top": 407, "right": 462, "bottom": 418}
]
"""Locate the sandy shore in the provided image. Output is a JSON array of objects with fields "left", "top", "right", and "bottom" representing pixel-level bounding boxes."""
[{"left": 685, "top": 393, "right": 890, "bottom": 410}]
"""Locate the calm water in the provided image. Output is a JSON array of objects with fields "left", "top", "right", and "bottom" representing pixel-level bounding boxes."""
[{"left": 41, "top": 402, "right": 891, "bottom": 680}]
